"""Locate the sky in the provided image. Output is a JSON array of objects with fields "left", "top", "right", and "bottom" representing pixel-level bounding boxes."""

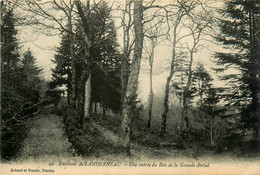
[
  {"left": 18, "top": 29, "right": 60, "bottom": 81},
  {"left": 16, "top": 0, "right": 226, "bottom": 104}
]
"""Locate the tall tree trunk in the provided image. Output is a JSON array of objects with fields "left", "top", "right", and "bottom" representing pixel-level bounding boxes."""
[
  {"left": 67, "top": 63, "right": 71, "bottom": 106},
  {"left": 84, "top": 70, "right": 92, "bottom": 120},
  {"left": 75, "top": 1, "right": 92, "bottom": 121},
  {"left": 120, "top": 1, "right": 132, "bottom": 111},
  {"left": 256, "top": 18, "right": 260, "bottom": 149},
  {"left": 67, "top": 9, "right": 77, "bottom": 109},
  {"left": 121, "top": 56, "right": 129, "bottom": 110},
  {"left": 147, "top": 68, "right": 153, "bottom": 128},
  {"left": 161, "top": 14, "right": 181, "bottom": 136},
  {"left": 182, "top": 51, "right": 193, "bottom": 131},
  {"left": 94, "top": 102, "right": 97, "bottom": 115},
  {"left": 147, "top": 39, "right": 155, "bottom": 128},
  {"left": 181, "top": 98, "right": 188, "bottom": 131},
  {"left": 210, "top": 124, "right": 214, "bottom": 147},
  {"left": 103, "top": 102, "right": 106, "bottom": 118},
  {"left": 120, "top": 0, "right": 143, "bottom": 155},
  {"left": 6, "top": 58, "right": 10, "bottom": 76},
  {"left": 67, "top": 89, "right": 71, "bottom": 106},
  {"left": 161, "top": 76, "right": 172, "bottom": 137},
  {"left": 249, "top": 7, "right": 260, "bottom": 148}
]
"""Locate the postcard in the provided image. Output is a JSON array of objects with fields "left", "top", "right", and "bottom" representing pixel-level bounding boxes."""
[{"left": 1, "top": 0, "right": 259, "bottom": 174}]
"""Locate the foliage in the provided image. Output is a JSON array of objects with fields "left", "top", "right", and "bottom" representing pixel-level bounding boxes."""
[
  {"left": 1, "top": 1, "right": 19, "bottom": 76},
  {"left": 60, "top": 106, "right": 117, "bottom": 156},
  {"left": 0, "top": 2, "right": 44, "bottom": 159},
  {"left": 214, "top": 0, "right": 260, "bottom": 151},
  {"left": 51, "top": 1, "right": 122, "bottom": 113},
  {"left": 188, "top": 65, "right": 225, "bottom": 148},
  {"left": 1, "top": 50, "right": 42, "bottom": 160},
  {"left": 50, "top": 33, "right": 72, "bottom": 105}
]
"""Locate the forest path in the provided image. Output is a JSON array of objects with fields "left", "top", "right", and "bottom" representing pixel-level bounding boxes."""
[
  {"left": 19, "top": 113, "right": 73, "bottom": 162},
  {"left": 15, "top": 112, "right": 254, "bottom": 163},
  {"left": 17, "top": 109, "right": 203, "bottom": 162}
]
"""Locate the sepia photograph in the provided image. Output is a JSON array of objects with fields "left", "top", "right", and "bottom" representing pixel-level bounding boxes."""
[{"left": 1, "top": 0, "right": 260, "bottom": 174}]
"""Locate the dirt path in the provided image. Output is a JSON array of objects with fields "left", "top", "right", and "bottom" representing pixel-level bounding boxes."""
[
  {"left": 17, "top": 113, "right": 207, "bottom": 162},
  {"left": 19, "top": 114, "right": 73, "bottom": 162}
]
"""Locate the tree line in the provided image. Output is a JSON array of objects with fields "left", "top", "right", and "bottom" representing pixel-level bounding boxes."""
[
  {"left": 1, "top": 1, "right": 46, "bottom": 159},
  {"left": 1, "top": 0, "right": 259, "bottom": 159}
]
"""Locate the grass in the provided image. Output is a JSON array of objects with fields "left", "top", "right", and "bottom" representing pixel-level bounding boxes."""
[
  {"left": 18, "top": 113, "right": 73, "bottom": 161},
  {"left": 10, "top": 105, "right": 259, "bottom": 164}
]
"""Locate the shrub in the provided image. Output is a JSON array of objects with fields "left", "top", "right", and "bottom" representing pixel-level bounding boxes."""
[{"left": 61, "top": 107, "right": 117, "bottom": 156}]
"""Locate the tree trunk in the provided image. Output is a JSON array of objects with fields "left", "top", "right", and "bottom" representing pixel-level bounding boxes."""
[
  {"left": 67, "top": 89, "right": 71, "bottom": 106},
  {"left": 161, "top": 27, "right": 178, "bottom": 136},
  {"left": 210, "top": 125, "right": 214, "bottom": 147},
  {"left": 84, "top": 70, "right": 92, "bottom": 120},
  {"left": 256, "top": 21, "right": 260, "bottom": 150},
  {"left": 249, "top": 7, "right": 260, "bottom": 149},
  {"left": 182, "top": 98, "right": 189, "bottom": 131},
  {"left": 160, "top": 10, "right": 184, "bottom": 137},
  {"left": 147, "top": 40, "right": 154, "bottom": 128},
  {"left": 103, "top": 103, "right": 106, "bottom": 118},
  {"left": 161, "top": 77, "right": 172, "bottom": 137},
  {"left": 75, "top": 1, "right": 92, "bottom": 121},
  {"left": 94, "top": 102, "right": 97, "bottom": 115},
  {"left": 182, "top": 51, "right": 193, "bottom": 131},
  {"left": 147, "top": 72, "right": 153, "bottom": 128},
  {"left": 67, "top": 63, "right": 71, "bottom": 106},
  {"left": 120, "top": 0, "right": 143, "bottom": 155},
  {"left": 121, "top": 55, "right": 129, "bottom": 110},
  {"left": 68, "top": 12, "right": 77, "bottom": 109},
  {"left": 120, "top": 0, "right": 132, "bottom": 111}
]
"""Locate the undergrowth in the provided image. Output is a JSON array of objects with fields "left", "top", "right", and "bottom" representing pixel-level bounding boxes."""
[{"left": 57, "top": 106, "right": 120, "bottom": 157}]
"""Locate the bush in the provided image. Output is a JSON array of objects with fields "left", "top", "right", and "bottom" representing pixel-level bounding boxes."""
[
  {"left": 61, "top": 107, "right": 117, "bottom": 156},
  {"left": 1, "top": 122, "right": 29, "bottom": 160},
  {"left": 93, "top": 113, "right": 121, "bottom": 134},
  {"left": 1, "top": 92, "right": 39, "bottom": 160},
  {"left": 41, "top": 89, "right": 62, "bottom": 107}
]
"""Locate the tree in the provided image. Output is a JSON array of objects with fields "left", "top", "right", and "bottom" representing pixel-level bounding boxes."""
[
  {"left": 19, "top": 0, "right": 89, "bottom": 119},
  {"left": 145, "top": 35, "right": 156, "bottom": 129},
  {"left": 160, "top": 0, "right": 201, "bottom": 137},
  {"left": 1, "top": 3, "right": 43, "bottom": 158},
  {"left": 117, "top": 1, "right": 135, "bottom": 108},
  {"left": 191, "top": 64, "right": 227, "bottom": 148},
  {"left": 214, "top": 0, "right": 260, "bottom": 150},
  {"left": 1, "top": 1, "right": 19, "bottom": 78},
  {"left": 143, "top": 19, "right": 164, "bottom": 128},
  {"left": 171, "top": 51, "right": 190, "bottom": 131},
  {"left": 1, "top": 49, "right": 42, "bottom": 160},
  {"left": 51, "top": 33, "right": 72, "bottom": 105},
  {"left": 20, "top": 49, "right": 42, "bottom": 97},
  {"left": 120, "top": 0, "right": 144, "bottom": 155},
  {"left": 180, "top": 11, "right": 212, "bottom": 132},
  {"left": 66, "top": 2, "right": 77, "bottom": 109},
  {"left": 89, "top": 1, "right": 121, "bottom": 114},
  {"left": 22, "top": 0, "right": 120, "bottom": 121},
  {"left": 51, "top": 2, "right": 122, "bottom": 115},
  {"left": 1, "top": 2, "right": 21, "bottom": 159}
]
